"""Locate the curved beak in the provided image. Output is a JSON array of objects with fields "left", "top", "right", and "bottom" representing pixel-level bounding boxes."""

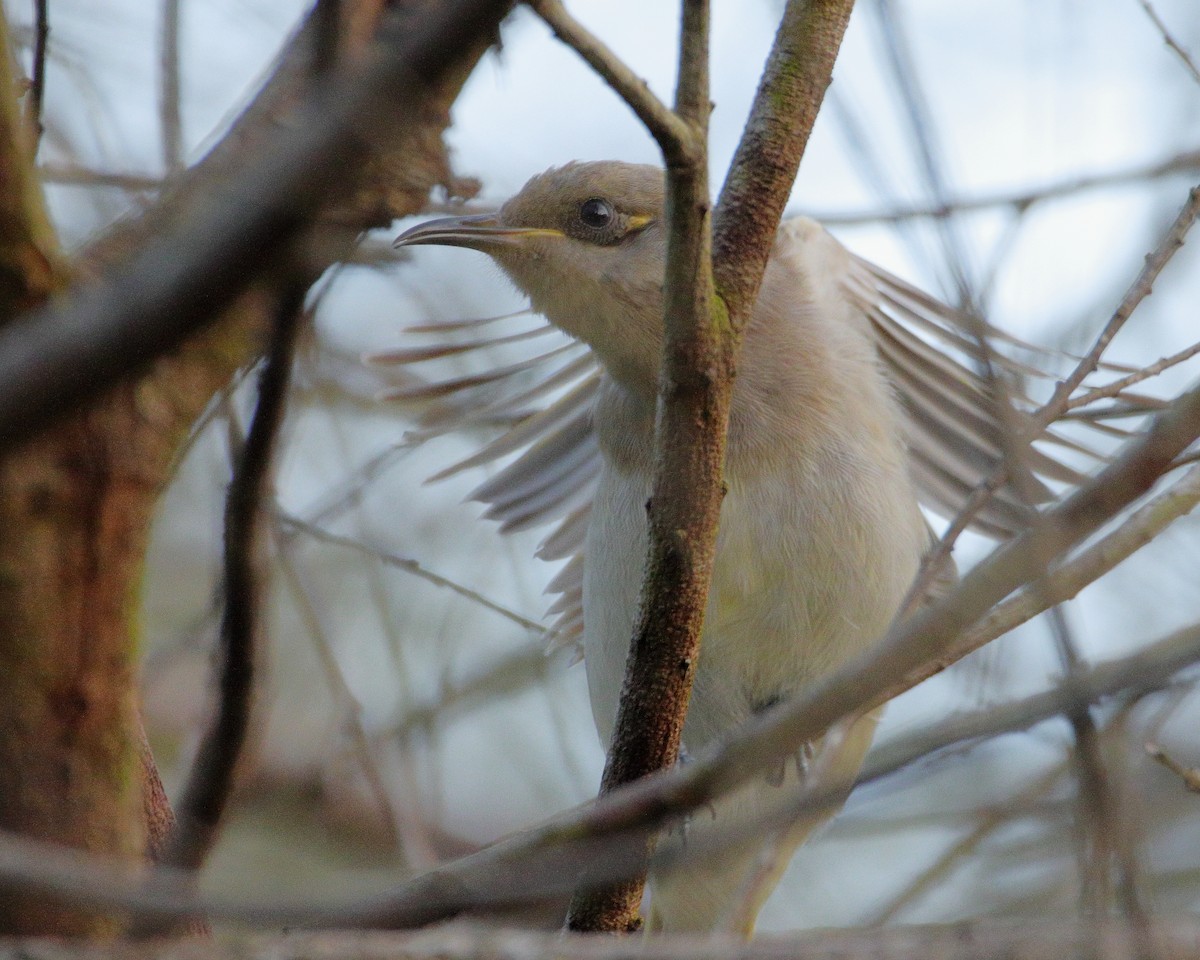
[{"left": 393, "top": 213, "right": 563, "bottom": 251}]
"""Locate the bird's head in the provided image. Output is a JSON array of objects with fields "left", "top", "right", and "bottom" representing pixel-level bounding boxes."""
[{"left": 395, "top": 161, "right": 668, "bottom": 393}]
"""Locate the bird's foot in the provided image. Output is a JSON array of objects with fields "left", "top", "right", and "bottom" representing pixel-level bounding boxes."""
[{"left": 765, "top": 741, "right": 815, "bottom": 787}]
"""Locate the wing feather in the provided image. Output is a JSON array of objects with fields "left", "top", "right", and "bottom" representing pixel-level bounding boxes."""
[{"left": 376, "top": 227, "right": 1161, "bottom": 661}]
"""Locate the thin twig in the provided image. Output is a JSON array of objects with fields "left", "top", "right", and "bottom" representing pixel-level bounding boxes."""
[
  {"left": 899, "top": 472, "right": 1005, "bottom": 618},
  {"left": 275, "top": 509, "right": 545, "bottom": 634},
  {"left": 1050, "top": 613, "right": 1141, "bottom": 920},
  {"left": 811, "top": 148, "right": 1200, "bottom": 225},
  {"left": 37, "top": 162, "right": 163, "bottom": 191},
  {"left": 1034, "top": 185, "right": 1200, "bottom": 432},
  {"left": 159, "top": 0, "right": 183, "bottom": 173},
  {"left": 1137, "top": 0, "right": 1200, "bottom": 87},
  {"left": 1145, "top": 742, "right": 1200, "bottom": 793},
  {"left": 160, "top": 280, "right": 306, "bottom": 873},
  {"left": 269, "top": 522, "right": 405, "bottom": 854},
  {"left": 380, "top": 641, "right": 556, "bottom": 740},
  {"left": 1069, "top": 339, "right": 1200, "bottom": 410},
  {"left": 24, "top": 0, "right": 48, "bottom": 146},
  {"left": 2, "top": 617, "right": 1198, "bottom": 929},
  {"left": 870, "top": 0, "right": 973, "bottom": 304},
  {"left": 0, "top": 0, "right": 516, "bottom": 450},
  {"left": 528, "top": 0, "right": 698, "bottom": 164}
]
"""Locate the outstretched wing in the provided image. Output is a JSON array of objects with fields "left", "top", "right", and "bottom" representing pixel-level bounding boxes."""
[
  {"left": 840, "top": 253, "right": 1157, "bottom": 537},
  {"left": 369, "top": 310, "right": 602, "bottom": 655},
  {"left": 369, "top": 231, "right": 1156, "bottom": 650}
]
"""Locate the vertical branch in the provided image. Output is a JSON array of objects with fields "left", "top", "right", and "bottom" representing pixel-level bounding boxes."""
[
  {"left": 313, "top": 0, "right": 342, "bottom": 76},
  {"left": 159, "top": 0, "right": 183, "bottom": 174},
  {"left": 550, "top": 0, "right": 857, "bottom": 934},
  {"left": 713, "top": 0, "right": 856, "bottom": 324},
  {"left": 25, "top": 0, "right": 48, "bottom": 147},
  {"left": 160, "top": 278, "right": 305, "bottom": 874},
  {"left": 1048, "top": 609, "right": 1151, "bottom": 947},
  {"left": 565, "top": 0, "right": 712, "bottom": 932},
  {"left": 0, "top": 6, "right": 60, "bottom": 323}
]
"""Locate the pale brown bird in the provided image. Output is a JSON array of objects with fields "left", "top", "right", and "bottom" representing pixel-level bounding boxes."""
[{"left": 380, "top": 161, "right": 1118, "bottom": 934}]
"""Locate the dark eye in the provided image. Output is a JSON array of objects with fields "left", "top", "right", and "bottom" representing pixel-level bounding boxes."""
[{"left": 579, "top": 198, "right": 614, "bottom": 229}]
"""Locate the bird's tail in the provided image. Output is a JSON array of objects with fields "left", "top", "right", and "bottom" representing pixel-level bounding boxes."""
[{"left": 645, "top": 709, "right": 880, "bottom": 936}]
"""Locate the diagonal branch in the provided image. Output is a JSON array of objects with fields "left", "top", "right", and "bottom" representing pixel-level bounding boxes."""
[
  {"left": 1, "top": 614, "right": 1198, "bottom": 929},
  {"left": 0, "top": 0, "right": 516, "bottom": 451},
  {"left": 712, "top": 0, "right": 856, "bottom": 325},
  {"left": 1034, "top": 186, "right": 1200, "bottom": 431},
  {"left": 1137, "top": 0, "right": 1200, "bottom": 87},
  {"left": 529, "top": 0, "right": 698, "bottom": 164}
]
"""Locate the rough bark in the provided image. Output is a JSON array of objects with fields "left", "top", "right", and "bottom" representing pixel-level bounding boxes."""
[
  {"left": 0, "top": 0, "right": 502, "bottom": 935},
  {"left": 564, "top": 0, "right": 714, "bottom": 933},
  {"left": 564, "top": 0, "right": 857, "bottom": 933}
]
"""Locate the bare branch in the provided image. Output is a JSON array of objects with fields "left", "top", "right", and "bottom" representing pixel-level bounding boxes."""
[
  {"left": 159, "top": 281, "right": 305, "bottom": 874},
  {"left": 1036, "top": 185, "right": 1200, "bottom": 430},
  {"left": 564, "top": 0, "right": 714, "bottom": 933},
  {"left": 0, "top": 0, "right": 516, "bottom": 450},
  {"left": 1137, "top": 0, "right": 1200, "bottom": 87},
  {"left": 24, "top": 0, "right": 47, "bottom": 146},
  {"left": 527, "top": 0, "right": 698, "bottom": 164},
  {"left": 713, "top": 0, "right": 856, "bottom": 325},
  {"left": 274, "top": 509, "right": 546, "bottom": 634},
  {"left": 159, "top": 0, "right": 183, "bottom": 173},
  {"left": 811, "top": 148, "right": 1200, "bottom": 225},
  {"left": 1069, "top": 339, "right": 1200, "bottom": 410},
  {"left": 2, "top": 615, "right": 1198, "bottom": 929}
]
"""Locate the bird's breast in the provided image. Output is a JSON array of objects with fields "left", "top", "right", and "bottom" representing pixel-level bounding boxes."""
[{"left": 581, "top": 420, "right": 927, "bottom": 754}]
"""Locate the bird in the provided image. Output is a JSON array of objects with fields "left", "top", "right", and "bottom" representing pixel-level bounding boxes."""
[{"left": 379, "top": 161, "right": 1122, "bottom": 934}]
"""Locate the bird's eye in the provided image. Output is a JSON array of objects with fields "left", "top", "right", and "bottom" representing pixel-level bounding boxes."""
[{"left": 579, "top": 198, "right": 614, "bottom": 229}]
